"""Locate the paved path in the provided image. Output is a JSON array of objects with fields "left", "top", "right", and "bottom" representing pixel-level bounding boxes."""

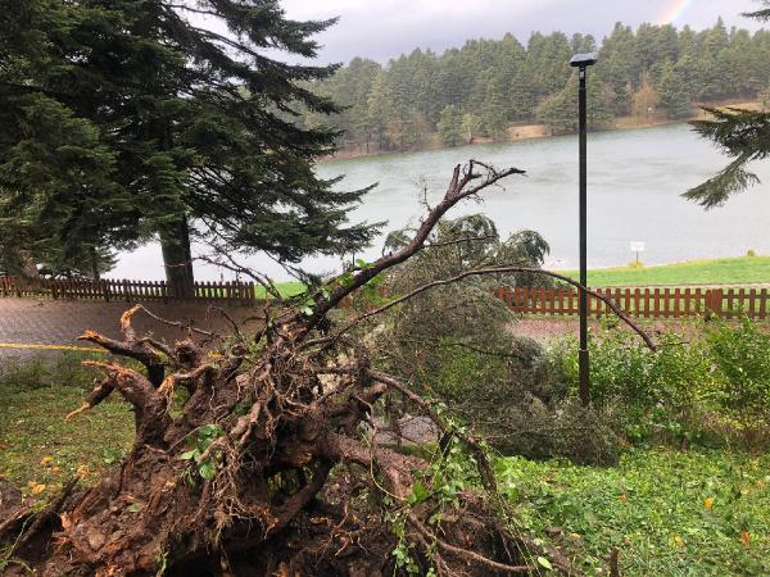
[
  {"left": 0, "top": 297, "right": 705, "bottom": 366},
  {"left": 0, "top": 297, "right": 260, "bottom": 364}
]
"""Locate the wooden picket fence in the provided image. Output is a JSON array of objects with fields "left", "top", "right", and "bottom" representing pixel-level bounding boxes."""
[
  {"left": 494, "top": 286, "right": 770, "bottom": 320},
  {"left": 2, "top": 274, "right": 769, "bottom": 320},
  {"left": 0, "top": 276, "right": 257, "bottom": 306}
]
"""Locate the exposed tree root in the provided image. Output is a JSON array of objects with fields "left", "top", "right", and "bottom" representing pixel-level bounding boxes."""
[{"left": 0, "top": 162, "right": 614, "bottom": 576}]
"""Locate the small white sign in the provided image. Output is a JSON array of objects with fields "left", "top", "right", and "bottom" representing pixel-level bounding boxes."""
[{"left": 630, "top": 241, "right": 646, "bottom": 253}]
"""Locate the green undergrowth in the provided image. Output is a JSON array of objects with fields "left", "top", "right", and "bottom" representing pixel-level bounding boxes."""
[
  {"left": 0, "top": 354, "right": 134, "bottom": 502},
  {"left": 2, "top": 354, "right": 769, "bottom": 577},
  {"left": 497, "top": 448, "right": 770, "bottom": 576}
]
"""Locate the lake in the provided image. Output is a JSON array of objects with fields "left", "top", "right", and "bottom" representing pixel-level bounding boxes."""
[{"left": 113, "top": 123, "right": 770, "bottom": 280}]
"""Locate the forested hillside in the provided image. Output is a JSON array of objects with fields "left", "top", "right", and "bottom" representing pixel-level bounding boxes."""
[{"left": 299, "top": 19, "right": 770, "bottom": 154}]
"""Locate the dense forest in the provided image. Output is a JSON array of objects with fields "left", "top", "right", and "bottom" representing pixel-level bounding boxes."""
[{"left": 299, "top": 19, "right": 770, "bottom": 154}]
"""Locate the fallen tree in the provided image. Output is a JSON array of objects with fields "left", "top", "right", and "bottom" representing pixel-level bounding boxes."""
[{"left": 0, "top": 161, "right": 650, "bottom": 576}]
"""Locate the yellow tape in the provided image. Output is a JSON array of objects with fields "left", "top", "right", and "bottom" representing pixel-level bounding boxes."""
[{"left": 0, "top": 343, "right": 106, "bottom": 353}]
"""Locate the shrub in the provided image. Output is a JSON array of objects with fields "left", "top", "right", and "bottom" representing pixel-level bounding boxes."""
[
  {"left": 552, "top": 319, "right": 770, "bottom": 449},
  {"left": 705, "top": 318, "right": 770, "bottom": 435}
]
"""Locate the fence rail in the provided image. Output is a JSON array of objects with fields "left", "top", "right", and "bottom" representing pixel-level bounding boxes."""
[
  {"left": 494, "top": 286, "right": 769, "bottom": 320},
  {"left": 2, "top": 275, "right": 769, "bottom": 319},
  {"left": 0, "top": 276, "right": 257, "bottom": 306}
]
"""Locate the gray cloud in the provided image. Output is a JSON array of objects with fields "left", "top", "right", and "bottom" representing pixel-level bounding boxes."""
[{"left": 280, "top": 0, "right": 764, "bottom": 64}]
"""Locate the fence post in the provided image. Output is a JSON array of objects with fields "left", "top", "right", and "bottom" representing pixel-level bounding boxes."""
[{"left": 714, "top": 288, "right": 724, "bottom": 318}]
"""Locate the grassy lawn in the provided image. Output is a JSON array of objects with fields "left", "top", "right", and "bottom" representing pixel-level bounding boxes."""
[
  {"left": 497, "top": 449, "right": 770, "bottom": 576},
  {"left": 253, "top": 281, "right": 307, "bottom": 298},
  {"left": 0, "top": 354, "right": 133, "bottom": 500},
  {"left": 255, "top": 256, "right": 770, "bottom": 297},
  {"left": 560, "top": 255, "right": 770, "bottom": 287}
]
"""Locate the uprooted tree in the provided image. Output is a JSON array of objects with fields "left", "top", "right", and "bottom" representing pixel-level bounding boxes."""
[{"left": 0, "top": 161, "right": 651, "bottom": 576}]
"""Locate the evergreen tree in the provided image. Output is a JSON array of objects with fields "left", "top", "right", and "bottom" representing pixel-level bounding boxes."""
[
  {"left": 510, "top": 66, "right": 536, "bottom": 119},
  {"left": 537, "top": 73, "right": 614, "bottom": 134},
  {"left": 436, "top": 105, "right": 464, "bottom": 146},
  {"left": 658, "top": 61, "right": 691, "bottom": 119},
  {"left": 0, "top": 0, "right": 377, "bottom": 293},
  {"left": 0, "top": 1, "right": 138, "bottom": 278},
  {"left": 686, "top": 3, "right": 770, "bottom": 207},
  {"left": 367, "top": 71, "right": 394, "bottom": 150},
  {"left": 480, "top": 76, "right": 509, "bottom": 140},
  {"left": 228, "top": 15, "right": 770, "bottom": 160},
  {"left": 597, "top": 23, "right": 639, "bottom": 115}
]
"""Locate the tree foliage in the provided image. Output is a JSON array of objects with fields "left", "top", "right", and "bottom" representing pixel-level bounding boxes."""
[
  {"left": 307, "top": 19, "right": 770, "bottom": 151},
  {"left": 0, "top": 0, "right": 378, "bottom": 287},
  {"left": 686, "top": 4, "right": 770, "bottom": 207},
  {"left": 436, "top": 104, "right": 464, "bottom": 146}
]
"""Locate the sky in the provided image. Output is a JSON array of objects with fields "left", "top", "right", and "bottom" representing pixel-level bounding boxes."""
[{"left": 276, "top": 0, "right": 764, "bottom": 64}]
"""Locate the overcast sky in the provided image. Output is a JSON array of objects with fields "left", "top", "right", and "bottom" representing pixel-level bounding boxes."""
[{"left": 277, "top": 0, "right": 764, "bottom": 64}]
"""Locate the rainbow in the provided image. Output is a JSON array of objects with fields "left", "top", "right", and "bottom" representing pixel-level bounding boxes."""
[{"left": 656, "top": 0, "right": 694, "bottom": 25}]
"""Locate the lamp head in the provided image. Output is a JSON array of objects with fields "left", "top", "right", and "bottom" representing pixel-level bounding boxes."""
[{"left": 570, "top": 52, "right": 598, "bottom": 68}]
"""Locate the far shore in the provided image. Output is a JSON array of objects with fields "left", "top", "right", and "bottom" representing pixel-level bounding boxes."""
[{"left": 320, "top": 99, "right": 763, "bottom": 164}]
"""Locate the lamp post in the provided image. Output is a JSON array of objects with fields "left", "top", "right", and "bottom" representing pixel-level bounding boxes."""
[{"left": 570, "top": 52, "right": 598, "bottom": 407}]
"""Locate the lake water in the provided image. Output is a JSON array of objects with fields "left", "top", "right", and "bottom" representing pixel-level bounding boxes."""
[{"left": 113, "top": 123, "right": 770, "bottom": 281}]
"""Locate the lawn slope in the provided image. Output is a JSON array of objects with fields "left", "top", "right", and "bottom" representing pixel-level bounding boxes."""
[{"left": 562, "top": 255, "right": 770, "bottom": 287}]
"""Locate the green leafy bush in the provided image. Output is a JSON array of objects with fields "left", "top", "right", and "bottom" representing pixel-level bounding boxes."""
[
  {"left": 705, "top": 319, "right": 770, "bottom": 434},
  {"left": 552, "top": 319, "right": 770, "bottom": 448}
]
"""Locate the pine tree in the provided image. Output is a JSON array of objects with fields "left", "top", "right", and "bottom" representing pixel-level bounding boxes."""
[
  {"left": 597, "top": 23, "right": 639, "bottom": 115},
  {"left": 367, "top": 71, "right": 394, "bottom": 150},
  {"left": 658, "top": 61, "right": 691, "bottom": 119},
  {"left": 0, "top": 1, "right": 137, "bottom": 278},
  {"left": 436, "top": 105, "right": 464, "bottom": 146},
  {"left": 536, "top": 73, "right": 614, "bottom": 134},
  {"left": 0, "top": 1, "right": 378, "bottom": 293},
  {"left": 480, "top": 77, "right": 509, "bottom": 140},
  {"left": 686, "top": 3, "right": 770, "bottom": 207},
  {"left": 510, "top": 66, "right": 536, "bottom": 119}
]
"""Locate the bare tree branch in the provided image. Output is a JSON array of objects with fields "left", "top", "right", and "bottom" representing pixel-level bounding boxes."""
[
  {"left": 305, "top": 161, "right": 526, "bottom": 326},
  {"left": 335, "top": 267, "right": 657, "bottom": 351}
]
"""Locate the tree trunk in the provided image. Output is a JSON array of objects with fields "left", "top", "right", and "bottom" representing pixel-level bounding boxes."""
[
  {"left": 159, "top": 217, "right": 195, "bottom": 298},
  {"left": 2, "top": 247, "right": 42, "bottom": 288},
  {"left": 90, "top": 247, "right": 101, "bottom": 281}
]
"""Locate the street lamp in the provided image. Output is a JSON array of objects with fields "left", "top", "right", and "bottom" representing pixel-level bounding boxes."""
[{"left": 570, "top": 52, "right": 598, "bottom": 407}]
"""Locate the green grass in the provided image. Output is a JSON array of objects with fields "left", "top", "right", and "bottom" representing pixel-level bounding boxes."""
[
  {"left": 561, "top": 255, "right": 770, "bottom": 287},
  {"left": 256, "top": 256, "right": 770, "bottom": 296},
  {"left": 0, "top": 354, "right": 134, "bottom": 500},
  {"left": 253, "top": 281, "right": 307, "bottom": 299},
  {"left": 496, "top": 448, "right": 770, "bottom": 576}
]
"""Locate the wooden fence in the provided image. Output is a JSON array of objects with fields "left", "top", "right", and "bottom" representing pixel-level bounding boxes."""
[
  {"left": 0, "top": 276, "right": 257, "bottom": 306},
  {"left": 2, "top": 275, "right": 769, "bottom": 320},
  {"left": 494, "top": 286, "right": 770, "bottom": 320}
]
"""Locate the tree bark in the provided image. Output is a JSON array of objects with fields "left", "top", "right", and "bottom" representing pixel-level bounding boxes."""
[
  {"left": 159, "top": 217, "right": 195, "bottom": 298},
  {"left": 2, "top": 247, "right": 42, "bottom": 288}
]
